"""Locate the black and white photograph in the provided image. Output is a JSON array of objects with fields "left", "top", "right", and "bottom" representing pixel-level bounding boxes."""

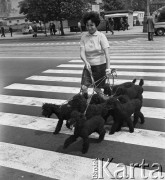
[{"left": 0, "top": 0, "right": 165, "bottom": 179}]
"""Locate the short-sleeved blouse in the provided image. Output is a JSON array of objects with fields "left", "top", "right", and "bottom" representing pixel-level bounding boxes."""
[{"left": 80, "top": 31, "right": 110, "bottom": 66}]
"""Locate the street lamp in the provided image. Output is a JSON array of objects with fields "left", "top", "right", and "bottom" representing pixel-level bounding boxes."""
[
  {"left": 43, "top": 13, "right": 47, "bottom": 36},
  {"left": 143, "top": 0, "right": 150, "bottom": 32}
]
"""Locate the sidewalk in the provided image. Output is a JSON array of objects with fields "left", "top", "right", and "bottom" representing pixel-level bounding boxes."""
[{"left": 0, "top": 26, "right": 146, "bottom": 41}]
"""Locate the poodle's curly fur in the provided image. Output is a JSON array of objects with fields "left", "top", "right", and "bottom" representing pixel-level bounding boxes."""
[
  {"left": 42, "top": 94, "right": 87, "bottom": 134},
  {"left": 63, "top": 111, "right": 105, "bottom": 154},
  {"left": 103, "top": 78, "right": 137, "bottom": 96},
  {"left": 106, "top": 97, "right": 143, "bottom": 134}
]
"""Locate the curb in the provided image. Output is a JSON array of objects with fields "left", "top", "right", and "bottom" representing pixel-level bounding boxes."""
[{"left": 0, "top": 32, "right": 146, "bottom": 42}]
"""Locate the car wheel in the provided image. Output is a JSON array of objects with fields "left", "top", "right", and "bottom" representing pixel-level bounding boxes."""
[{"left": 156, "top": 28, "right": 165, "bottom": 36}]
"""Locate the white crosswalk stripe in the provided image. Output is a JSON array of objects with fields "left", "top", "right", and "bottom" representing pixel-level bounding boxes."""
[
  {"left": 1, "top": 37, "right": 165, "bottom": 179},
  {"left": 26, "top": 76, "right": 165, "bottom": 87},
  {"left": 4, "top": 83, "right": 165, "bottom": 100},
  {"left": 0, "top": 112, "right": 165, "bottom": 148},
  {"left": 43, "top": 69, "right": 165, "bottom": 77},
  {"left": 0, "top": 95, "right": 164, "bottom": 119},
  {"left": 57, "top": 64, "right": 165, "bottom": 69}
]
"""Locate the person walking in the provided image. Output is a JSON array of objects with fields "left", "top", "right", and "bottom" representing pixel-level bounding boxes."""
[
  {"left": 146, "top": 15, "right": 155, "bottom": 41},
  {"left": 1, "top": 26, "right": 5, "bottom": 37},
  {"left": 78, "top": 21, "right": 82, "bottom": 33},
  {"left": 32, "top": 22, "right": 38, "bottom": 37},
  {"left": 49, "top": 23, "right": 53, "bottom": 35},
  {"left": 108, "top": 18, "right": 114, "bottom": 35},
  {"left": 9, "top": 26, "right": 13, "bottom": 37},
  {"left": 105, "top": 18, "right": 110, "bottom": 33},
  {"left": 80, "top": 11, "right": 111, "bottom": 96},
  {"left": 52, "top": 23, "right": 56, "bottom": 35}
]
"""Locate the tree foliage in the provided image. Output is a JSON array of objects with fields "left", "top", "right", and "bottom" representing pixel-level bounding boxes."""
[
  {"left": 19, "top": 0, "right": 91, "bottom": 35},
  {"left": 101, "top": 0, "right": 125, "bottom": 11},
  {"left": 131, "top": 0, "right": 147, "bottom": 11}
]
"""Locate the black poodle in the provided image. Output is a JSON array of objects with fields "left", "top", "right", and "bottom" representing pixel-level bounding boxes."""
[
  {"left": 89, "top": 93, "right": 106, "bottom": 104},
  {"left": 106, "top": 97, "right": 143, "bottom": 134},
  {"left": 115, "top": 79, "right": 144, "bottom": 100},
  {"left": 63, "top": 111, "right": 106, "bottom": 154},
  {"left": 42, "top": 94, "right": 87, "bottom": 134},
  {"left": 103, "top": 78, "right": 137, "bottom": 96},
  {"left": 116, "top": 94, "right": 144, "bottom": 126}
]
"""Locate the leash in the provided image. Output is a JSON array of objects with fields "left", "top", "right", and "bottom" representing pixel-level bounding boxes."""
[{"left": 106, "top": 68, "right": 117, "bottom": 92}]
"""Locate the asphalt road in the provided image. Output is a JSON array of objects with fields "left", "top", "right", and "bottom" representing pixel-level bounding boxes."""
[{"left": 0, "top": 35, "right": 165, "bottom": 180}]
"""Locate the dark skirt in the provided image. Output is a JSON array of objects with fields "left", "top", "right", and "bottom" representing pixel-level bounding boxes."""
[{"left": 81, "top": 63, "right": 106, "bottom": 88}]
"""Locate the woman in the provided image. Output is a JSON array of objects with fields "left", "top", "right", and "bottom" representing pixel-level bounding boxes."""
[{"left": 80, "top": 11, "right": 111, "bottom": 96}]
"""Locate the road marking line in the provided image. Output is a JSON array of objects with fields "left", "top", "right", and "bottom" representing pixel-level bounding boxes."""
[
  {"left": 69, "top": 60, "right": 165, "bottom": 63},
  {"left": 0, "top": 113, "right": 165, "bottom": 148},
  {"left": 4, "top": 83, "right": 165, "bottom": 100},
  {"left": 57, "top": 64, "right": 165, "bottom": 69},
  {"left": 26, "top": 75, "right": 165, "bottom": 87},
  {"left": 0, "top": 95, "right": 164, "bottom": 119},
  {"left": 0, "top": 94, "right": 66, "bottom": 106},
  {"left": 1, "top": 142, "right": 164, "bottom": 180},
  {"left": 43, "top": 69, "right": 165, "bottom": 77}
]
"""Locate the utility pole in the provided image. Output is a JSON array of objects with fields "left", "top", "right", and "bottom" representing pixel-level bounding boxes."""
[{"left": 143, "top": 0, "right": 150, "bottom": 32}]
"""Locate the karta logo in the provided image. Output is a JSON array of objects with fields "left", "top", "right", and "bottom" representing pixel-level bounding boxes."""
[{"left": 92, "top": 158, "right": 164, "bottom": 179}]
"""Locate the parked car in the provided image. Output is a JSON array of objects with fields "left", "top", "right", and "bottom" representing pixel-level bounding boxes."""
[
  {"left": 22, "top": 26, "right": 33, "bottom": 34},
  {"left": 154, "top": 22, "right": 165, "bottom": 36}
]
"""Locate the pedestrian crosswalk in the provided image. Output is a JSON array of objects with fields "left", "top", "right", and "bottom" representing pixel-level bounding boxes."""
[
  {"left": 0, "top": 38, "right": 148, "bottom": 47},
  {"left": 0, "top": 41, "right": 131, "bottom": 47},
  {"left": 0, "top": 37, "right": 165, "bottom": 180}
]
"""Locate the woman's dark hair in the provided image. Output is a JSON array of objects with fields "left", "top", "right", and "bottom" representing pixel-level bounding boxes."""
[{"left": 83, "top": 11, "right": 100, "bottom": 27}]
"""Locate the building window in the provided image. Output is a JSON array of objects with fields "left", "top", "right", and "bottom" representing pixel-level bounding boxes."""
[{"left": 9, "top": 20, "right": 12, "bottom": 23}]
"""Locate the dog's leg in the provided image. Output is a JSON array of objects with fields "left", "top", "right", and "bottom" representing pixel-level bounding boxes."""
[
  {"left": 53, "top": 119, "right": 64, "bottom": 134},
  {"left": 139, "top": 112, "right": 145, "bottom": 124},
  {"left": 109, "top": 121, "right": 120, "bottom": 134},
  {"left": 98, "top": 129, "right": 106, "bottom": 143},
  {"left": 82, "top": 137, "right": 89, "bottom": 154},
  {"left": 133, "top": 111, "right": 145, "bottom": 126},
  {"left": 116, "top": 120, "right": 123, "bottom": 132},
  {"left": 63, "top": 135, "right": 77, "bottom": 149},
  {"left": 133, "top": 112, "right": 139, "bottom": 127},
  {"left": 126, "top": 117, "right": 134, "bottom": 133},
  {"left": 65, "top": 121, "right": 70, "bottom": 129}
]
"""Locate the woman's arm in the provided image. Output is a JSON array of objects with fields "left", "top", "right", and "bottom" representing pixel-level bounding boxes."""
[
  {"left": 103, "top": 47, "right": 110, "bottom": 70},
  {"left": 80, "top": 47, "right": 91, "bottom": 70}
]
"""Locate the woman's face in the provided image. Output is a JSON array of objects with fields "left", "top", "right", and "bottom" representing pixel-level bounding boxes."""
[{"left": 86, "top": 20, "right": 97, "bottom": 34}]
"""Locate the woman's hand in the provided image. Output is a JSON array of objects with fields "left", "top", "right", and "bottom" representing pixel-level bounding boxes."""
[
  {"left": 85, "top": 62, "right": 91, "bottom": 71},
  {"left": 105, "top": 68, "right": 111, "bottom": 76}
]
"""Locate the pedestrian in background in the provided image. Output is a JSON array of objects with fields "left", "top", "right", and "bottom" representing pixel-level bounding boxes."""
[
  {"left": 105, "top": 18, "right": 110, "bottom": 33},
  {"left": 146, "top": 15, "right": 155, "bottom": 41},
  {"left": 9, "top": 26, "right": 13, "bottom": 37},
  {"left": 49, "top": 23, "right": 53, "bottom": 35},
  {"left": 78, "top": 21, "right": 82, "bottom": 33},
  {"left": 108, "top": 18, "right": 114, "bottom": 35},
  {"left": 80, "top": 11, "right": 111, "bottom": 96},
  {"left": 1, "top": 26, "right": 5, "bottom": 37},
  {"left": 52, "top": 23, "right": 56, "bottom": 35},
  {"left": 32, "top": 22, "right": 38, "bottom": 37}
]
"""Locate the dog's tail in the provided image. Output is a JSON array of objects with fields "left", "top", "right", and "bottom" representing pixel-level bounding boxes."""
[
  {"left": 132, "top": 78, "right": 136, "bottom": 84},
  {"left": 139, "top": 79, "right": 144, "bottom": 86}
]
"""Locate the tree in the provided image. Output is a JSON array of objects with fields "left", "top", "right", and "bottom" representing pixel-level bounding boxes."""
[
  {"left": 19, "top": 0, "right": 89, "bottom": 35},
  {"left": 101, "top": 0, "right": 125, "bottom": 11},
  {"left": 131, "top": 0, "right": 147, "bottom": 11}
]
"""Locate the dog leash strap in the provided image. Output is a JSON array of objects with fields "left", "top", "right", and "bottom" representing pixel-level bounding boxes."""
[{"left": 83, "top": 92, "right": 94, "bottom": 115}]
